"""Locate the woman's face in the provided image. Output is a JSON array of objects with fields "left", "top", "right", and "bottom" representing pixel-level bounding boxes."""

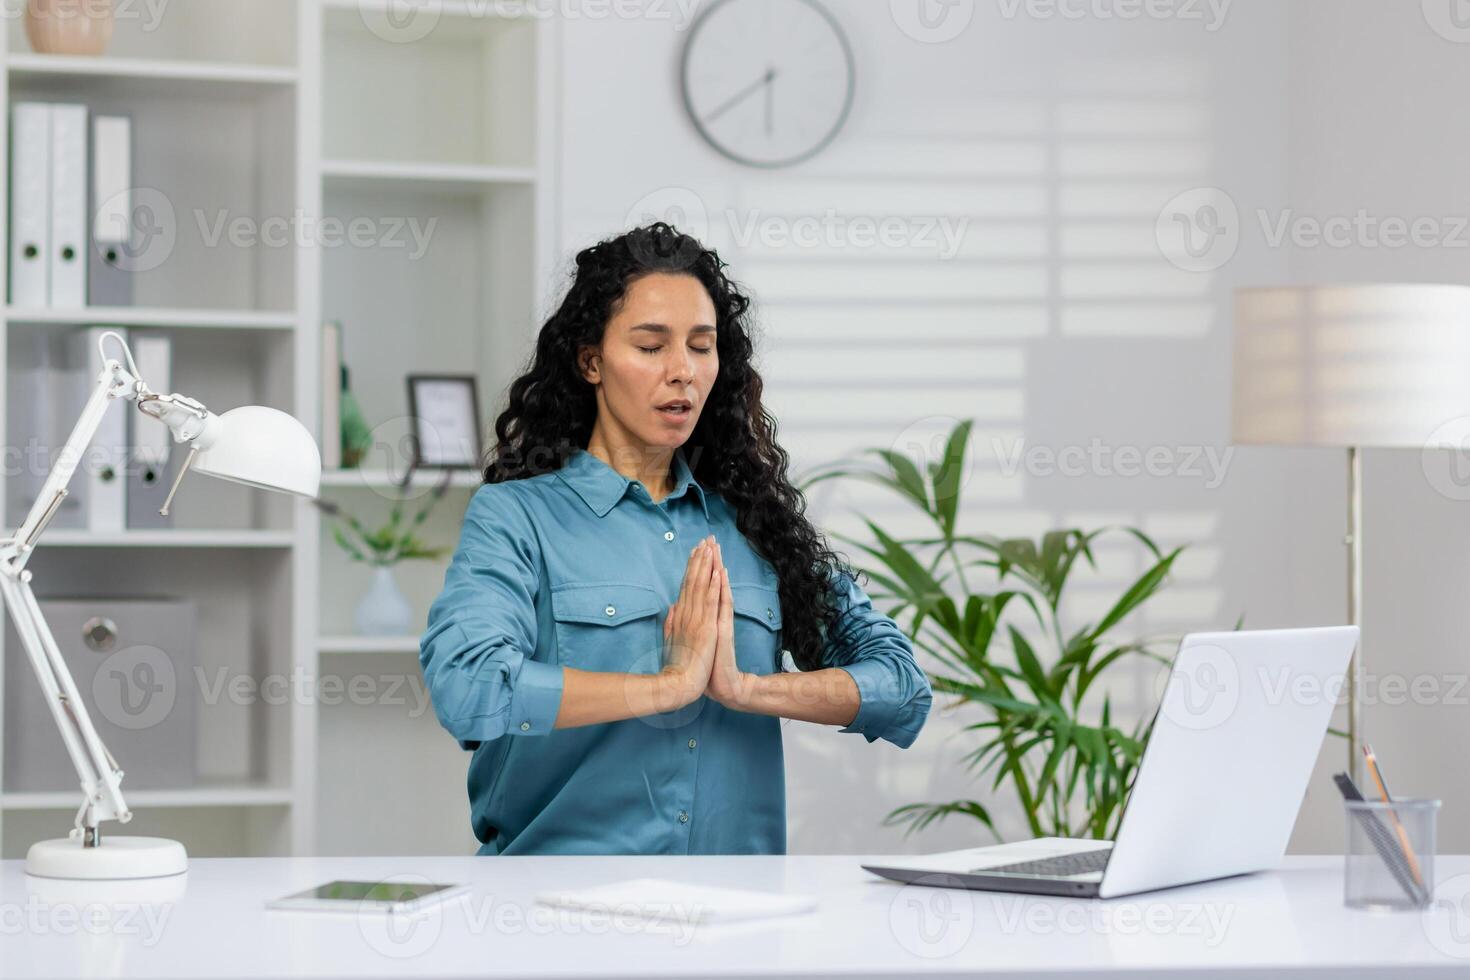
[{"left": 580, "top": 272, "right": 719, "bottom": 452}]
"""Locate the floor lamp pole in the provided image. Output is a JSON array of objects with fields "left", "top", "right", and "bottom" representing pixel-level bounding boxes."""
[{"left": 1346, "top": 446, "right": 1362, "bottom": 785}]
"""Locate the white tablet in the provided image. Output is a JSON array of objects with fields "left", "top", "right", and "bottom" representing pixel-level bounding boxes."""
[{"left": 267, "top": 880, "right": 469, "bottom": 914}]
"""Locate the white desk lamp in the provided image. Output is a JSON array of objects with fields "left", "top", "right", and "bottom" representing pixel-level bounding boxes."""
[
  {"left": 0, "top": 331, "right": 320, "bottom": 879},
  {"left": 1232, "top": 284, "right": 1470, "bottom": 784}
]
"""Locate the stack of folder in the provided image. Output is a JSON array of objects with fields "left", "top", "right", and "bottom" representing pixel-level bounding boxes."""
[{"left": 10, "top": 101, "right": 134, "bottom": 308}]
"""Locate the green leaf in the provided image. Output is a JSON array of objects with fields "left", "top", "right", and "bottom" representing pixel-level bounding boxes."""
[
  {"left": 930, "top": 419, "right": 973, "bottom": 538},
  {"left": 1008, "top": 626, "right": 1060, "bottom": 708},
  {"left": 883, "top": 800, "right": 1000, "bottom": 840},
  {"left": 871, "top": 449, "right": 931, "bottom": 515},
  {"left": 1090, "top": 546, "right": 1184, "bottom": 640}
]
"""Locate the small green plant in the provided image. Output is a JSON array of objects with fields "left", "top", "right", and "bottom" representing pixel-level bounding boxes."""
[
  {"left": 800, "top": 419, "right": 1191, "bottom": 842},
  {"left": 315, "top": 479, "right": 451, "bottom": 567}
]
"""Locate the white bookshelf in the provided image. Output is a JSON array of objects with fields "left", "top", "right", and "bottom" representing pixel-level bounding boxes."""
[
  {"left": 0, "top": 0, "right": 558, "bottom": 860},
  {"left": 7, "top": 306, "right": 297, "bottom": 330},
  {"left": 318, "top": 635, "right": 420, "bottom": 655},
  {"left": 319, "top": 468, "right": 481, "bottom": 489}
]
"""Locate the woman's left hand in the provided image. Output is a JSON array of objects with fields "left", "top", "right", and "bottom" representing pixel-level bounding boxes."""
[{"left": 706, "top": 541, "right": 753, "bottom": 709}]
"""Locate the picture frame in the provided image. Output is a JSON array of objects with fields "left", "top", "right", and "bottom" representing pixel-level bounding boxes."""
[{"left": 406, "top": 374, "right": 483, "bottom": 470}]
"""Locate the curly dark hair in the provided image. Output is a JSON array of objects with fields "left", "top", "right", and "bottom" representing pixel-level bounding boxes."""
[{"left": 482, "top": 222, "right": 856, "bottom": 673}]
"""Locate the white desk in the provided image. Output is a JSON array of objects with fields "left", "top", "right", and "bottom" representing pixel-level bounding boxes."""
[{"left": 5, "top": 854, "right": 1470, "bottom": 978}]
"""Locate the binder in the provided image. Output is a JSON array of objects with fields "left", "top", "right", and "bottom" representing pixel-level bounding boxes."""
[
  {"left": 89, "top": 114, "right": 133, "bottom": 306},
  {"left": 321, "top": 320, "right": 342, "bottom": 470},
  {"left": 66, "top": 326, "right": 127, "bottom": 532},
  {"left": 49, "top": 103, "right": 88, "bottom": 308},
  {"left": 6, "top": 329, "right": 56, "bottom": 528},
  {"left": 10, "top": 102, "right": 51, "bottom": 307},
  {"left": 126, "top": 333, "right": 177, "bottom": 529}
]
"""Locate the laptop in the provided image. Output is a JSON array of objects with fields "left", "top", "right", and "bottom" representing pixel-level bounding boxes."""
[{"left": 862, "top": 626, "right": 1359, "bottom": 899}]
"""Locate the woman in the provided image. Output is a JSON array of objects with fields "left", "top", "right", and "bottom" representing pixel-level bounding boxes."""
[{"left": 419, "top": 223, "right": 932, "bottom": 855}]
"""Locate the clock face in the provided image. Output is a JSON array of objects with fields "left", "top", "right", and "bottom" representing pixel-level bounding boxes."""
[{"left": 680, "top": 0, "right": 855, "bottom": 168}]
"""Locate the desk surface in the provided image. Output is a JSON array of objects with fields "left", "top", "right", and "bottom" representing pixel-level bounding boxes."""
[{"left": 6, "top": 853, "right": 1470, "bottom": 979}]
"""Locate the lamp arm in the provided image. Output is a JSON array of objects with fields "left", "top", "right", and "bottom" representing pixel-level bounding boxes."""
[
  {"left": 8, "top": 358, "right": 136, "bottom": 568},
  {"left": 0, "top": 570, "right": 127, "bottom": 840},
  {"left": 0, "top": 351, "right": 142, "bottom": 843},
  {"left": 0, "top": 330, "right": 229, "bottom": 846}
]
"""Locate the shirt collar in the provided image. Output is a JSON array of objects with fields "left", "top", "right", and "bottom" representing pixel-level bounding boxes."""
[{"left": 556, "top": 446, "right": 710, "bottom": 520}]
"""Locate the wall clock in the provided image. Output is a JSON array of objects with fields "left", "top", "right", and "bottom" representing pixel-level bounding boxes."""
[{"left": 679, "top": 0, "right": 855, "bottom": 168}]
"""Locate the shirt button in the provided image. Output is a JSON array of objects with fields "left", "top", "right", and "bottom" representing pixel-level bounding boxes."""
[
  {"left": 663, "top": 530, "right": 675, "bottom": 541},
  {"left": 677, "top": 811, "right": 689, "bottom": 823},
  {"left": 766, "top": 608, "right": 773, "bottom": 619},
  {"left": 605, "top": 605, "right": 616, "bottom": 616},
  {"left": 520, "top": 721, "right": 531, "bottom": 731},
  {"left": 687, "top": 738, "right": 697, "bottom": 749}
]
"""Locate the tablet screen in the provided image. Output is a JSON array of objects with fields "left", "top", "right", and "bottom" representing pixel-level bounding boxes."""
[{"left": 278, "top": 881, "right": 460, "bottom": 906}]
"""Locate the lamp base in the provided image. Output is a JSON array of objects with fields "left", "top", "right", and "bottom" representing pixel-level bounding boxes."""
[{"left": 25, "top": 835, "right": 188, "bottom": 880}]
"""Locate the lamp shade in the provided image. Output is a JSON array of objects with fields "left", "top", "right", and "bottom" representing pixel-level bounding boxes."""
[
  {"left": 192, "top": 406, "right": 321, "bottom": 498},
  {"left": 1232, "top": 284, "right": 1470, "bottom": 448}
]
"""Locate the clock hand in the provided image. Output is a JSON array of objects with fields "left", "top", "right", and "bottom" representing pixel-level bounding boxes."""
[
  {"left": 705, "top": 66, "right": 778, "bottom": 125},
  {"left": 764, "top": 64, "right": 775, "bottom": 136}
]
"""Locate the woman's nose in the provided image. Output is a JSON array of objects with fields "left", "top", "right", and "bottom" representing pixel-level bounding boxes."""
[{"left": 667, "top": 348, "right": 694, "bottom": 382}]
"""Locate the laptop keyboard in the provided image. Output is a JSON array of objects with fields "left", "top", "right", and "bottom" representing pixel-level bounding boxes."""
[{"left": 976, "top": 848, "right": 1111, "bottom": 878}]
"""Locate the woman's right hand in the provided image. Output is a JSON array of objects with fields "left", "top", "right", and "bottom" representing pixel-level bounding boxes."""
[{"left": 659, "top": 534, "right": 723, "bottom": 706}]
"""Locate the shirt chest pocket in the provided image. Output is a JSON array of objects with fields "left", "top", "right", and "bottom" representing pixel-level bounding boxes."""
[
  {"left": 550, "top": 582, "right": 665, "bottom": 674},
  {"left": 731, "top": 583, "right": 783, "bottom": 676}
]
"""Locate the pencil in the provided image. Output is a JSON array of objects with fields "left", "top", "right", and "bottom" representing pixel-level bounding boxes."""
[{"left": 1363, "top": 743, "right": 1424, "bottom": 888}]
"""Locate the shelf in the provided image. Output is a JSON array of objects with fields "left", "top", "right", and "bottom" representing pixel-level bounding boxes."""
[
  {"left": 0, "top": 784, "right": 293, "bottom": 810},
  {"left": 319, "top": 469, "right": 481, "bottom": 490},
  {"left": 6, "top": 307, "right": 296, "bottom": 331},
  {"left": 7, "top": 529, "right": 296, "bottom": 548},
  {"left": 8, "top": 53, "right": 298, "bottom": 97},
  {"left": 323, "top": 0, "right": 535, "bottom": 36},
  {"left": 319, "top": 635, "right": 420, "bottom": 655},
  {"left": 322, "top": 159, "right": 536, "bottom": 196}
]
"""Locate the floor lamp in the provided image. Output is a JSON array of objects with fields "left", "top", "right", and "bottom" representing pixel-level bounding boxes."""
[
  {"left": 0, "top": 331, "right": 321, "bottom": 879},
  {"left": 1232, "top": 284, "right": 1470, "bottom": 784}
]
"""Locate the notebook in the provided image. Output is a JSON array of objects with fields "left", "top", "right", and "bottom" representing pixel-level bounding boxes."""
[{"left": 534, "top": 877, "right": 816, "bottom": 925}]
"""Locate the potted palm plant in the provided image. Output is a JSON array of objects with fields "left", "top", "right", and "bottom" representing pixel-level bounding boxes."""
[{"left": 799, "top": 419, "right": 1193, "bottom": 841}]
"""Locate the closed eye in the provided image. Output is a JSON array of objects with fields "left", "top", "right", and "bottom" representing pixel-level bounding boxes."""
[{"left": 639, "top": 346, "right": 715, "bottom": 354}]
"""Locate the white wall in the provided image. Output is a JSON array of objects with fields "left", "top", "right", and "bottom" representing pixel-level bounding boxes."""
[
  {"left": 1283, "top": 0, "right": 1470, "bottom": 850},
  {"left": 552, "top": 1, "right": 1374, "bottom": 856}
]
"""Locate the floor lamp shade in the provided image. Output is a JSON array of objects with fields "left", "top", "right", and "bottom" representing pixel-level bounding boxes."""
[
  {"left": 1231, "top": 282, "right": 1470, "bottom": 784},
  {"left": 1233, "top": 284, "right": 1470, "bottom": 449}
]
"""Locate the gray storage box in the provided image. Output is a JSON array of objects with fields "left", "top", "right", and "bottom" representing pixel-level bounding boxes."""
[{"left": 4, "top": 597, "right": 197, "bottom": 792}]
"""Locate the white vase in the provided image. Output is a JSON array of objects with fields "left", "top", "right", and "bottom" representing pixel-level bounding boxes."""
[{"left": 354, "top": 565, "right": 414, "bottom": 637}]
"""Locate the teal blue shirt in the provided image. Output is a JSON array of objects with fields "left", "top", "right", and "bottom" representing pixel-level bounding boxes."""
[{"left": 419, "top": 446, "right": 932, "bottom": 855}]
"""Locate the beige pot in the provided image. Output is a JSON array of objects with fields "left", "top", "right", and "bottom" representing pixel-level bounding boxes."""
[{"left": 25, "top": 0, "right": 115, "bottom": 56}]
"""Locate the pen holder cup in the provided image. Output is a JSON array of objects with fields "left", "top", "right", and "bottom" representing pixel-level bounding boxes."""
[{"left": 1344, "top": 797, "right": 1440, "bottom": 911}]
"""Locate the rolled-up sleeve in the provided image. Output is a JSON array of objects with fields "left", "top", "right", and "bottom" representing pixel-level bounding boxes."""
[
  {"left": 820, "top": 568, "right": 932, "bottom": 748},
  {"left": 420, "top": 484, "right": 564, "bottom": 750}
]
